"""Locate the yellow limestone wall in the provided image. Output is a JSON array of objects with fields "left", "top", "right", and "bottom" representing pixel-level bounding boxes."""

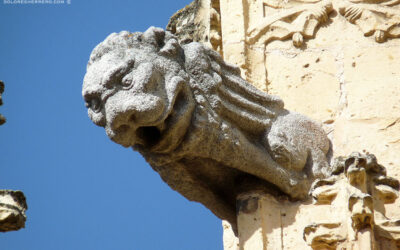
[
  {"left": 217, "top": 1, "right": 400, "bottom": 249},
  {"left": 169, "top": 0, "right": 400, "bottom": 249},
  {"left": 219, "top": 0, "right": 400, "bottom": 178}
]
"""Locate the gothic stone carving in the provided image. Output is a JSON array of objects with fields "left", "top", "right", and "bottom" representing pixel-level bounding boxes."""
[
  {"left": 304, "top": 152, "right": 400, "bottom": 249},
  {"left": 247, "top": 0, "right": 400, "bottom": 47},
  {"left": 209, "top": 0, "right": 223, "bottom": 54},
  {"left": 82, "top": 27, "right": 331, "bottom": 227},
  {"left": 247, "top": 0, "right": 334, "bottom": 47},
  {"left": 167, "top": 0, "right": 208, "bottom": 45},
  {"left": 167, "top": 0, "right": 223, "bottom": 55},
  {"left": 0, "top": 190, "right": 27, "bottom": 232},
  {"left": 338, "top": 0, "right": 400, "bottom": 43}
]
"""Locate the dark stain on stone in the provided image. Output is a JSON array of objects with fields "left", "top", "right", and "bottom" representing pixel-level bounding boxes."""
[{"left": 237, "top": 196, "right": 259, "bottom": 214}]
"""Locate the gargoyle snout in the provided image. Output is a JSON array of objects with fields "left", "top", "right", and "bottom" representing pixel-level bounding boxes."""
[
  {"left": 110, "top": 109, "right": 136, "bottom": 133},
  {"left": 105, "top": 108, "right": 138, "bottom": 147},
  {"left": 104, "top": 94, "right": 166, "bottom": 147}
]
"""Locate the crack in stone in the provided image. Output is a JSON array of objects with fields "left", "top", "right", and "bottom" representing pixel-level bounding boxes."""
[{"left": 334, "top": 47, "right": 348, "bottom": 117}]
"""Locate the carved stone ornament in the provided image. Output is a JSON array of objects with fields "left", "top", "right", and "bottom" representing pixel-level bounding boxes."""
[
  {"left": 0, "top": 190, "right": 27, "bottom": 232},
  {"left": 167, "top": 0, "right": 224, "bottom": 54},
  {"left": 247, "top": 0, "right": 400, "bottom": 47},
  {"left": 304, "top": 152, "right": 400, "bottom": 249},
  {"left": 338, "top": 0, "right": 400, "bottom": 43},
  {"left": 247, "top": 0, "right": 334, "bottom": 47},
  {"left": 82, "top": 27, "right": 331, "bottom": 228}
]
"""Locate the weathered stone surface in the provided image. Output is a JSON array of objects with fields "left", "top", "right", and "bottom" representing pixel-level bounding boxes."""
[
  {"left": 167, "top": 0, "right": 207, "bottom": 44},
  {"left": 235, "top": 190, "right": 340, "bottom": 250},
  {"left": 168, "top": 0, "right": 400, "bottom": 249},
  {"left": 307, "top": 153, "right": 400, "bottom": 249},
  {"left": 246, "top": 0, "right": 334, "bottom": 47},
  {"left": 234, "top": 153, "right": 400, "bottom": 249},
  {"left": 167, "top": 0, "right": 224, "bottom": 55},
  {"left": 0, "top": 190, "right": 27, "bottom": 232},
  {"left": 343, "top": 46, "right": 400, "bottom": 120},
  {"left": 266, "top": 50, "right": 340, "bottom": 122},
  {"left": 338, "top": 0, "right": 400, "bottom": 43},
  {"left": 222, "top": 220, "right": 239, "bottom": 250},
  {"left": 83, "top": 27, "right": 331, "bottom": 228}
]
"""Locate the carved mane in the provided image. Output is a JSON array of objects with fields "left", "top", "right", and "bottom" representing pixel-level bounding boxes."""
[{"left": 182, "top": 42, "right": 285, "bottom": 134}]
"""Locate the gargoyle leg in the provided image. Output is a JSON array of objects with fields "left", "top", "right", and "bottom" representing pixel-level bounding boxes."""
[{"left": 208, "top": 132, "right": 310, "bottom": 199}]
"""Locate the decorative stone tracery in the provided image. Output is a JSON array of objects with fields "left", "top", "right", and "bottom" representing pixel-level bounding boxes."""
[{"left": 305, "top": 152, "right": 400, "bottom": 249}]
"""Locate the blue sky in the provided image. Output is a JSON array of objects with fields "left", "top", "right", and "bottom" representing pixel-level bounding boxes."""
[{"left": 0, "top": 1, "right": 224, "bottom": 249}]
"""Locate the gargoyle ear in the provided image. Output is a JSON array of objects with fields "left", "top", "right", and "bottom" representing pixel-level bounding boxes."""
[
  {"left": 142, "top": 26, "right": 165, "bottom": 48},
  {"left": 159, "top": 38, "right": 181, "bottom": 57}
]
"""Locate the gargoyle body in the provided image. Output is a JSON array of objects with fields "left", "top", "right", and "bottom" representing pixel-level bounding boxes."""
[{"left": 82, "top": 27, "right": 330, "bottom": 227}]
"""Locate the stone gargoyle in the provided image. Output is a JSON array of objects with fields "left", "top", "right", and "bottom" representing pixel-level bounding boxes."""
[{"left": 82, "top": 27, "right": 331, "bottom": 227}]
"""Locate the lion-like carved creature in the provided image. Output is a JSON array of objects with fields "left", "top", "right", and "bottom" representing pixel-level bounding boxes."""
[{"left": 83, "top": 27, "right": 331, "bottom": 228}]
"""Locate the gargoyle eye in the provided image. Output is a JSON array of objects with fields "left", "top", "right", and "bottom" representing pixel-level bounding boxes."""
[
  {"left": 121, "top": 74, "right": 133, "bottom": 89},
  {"left": 105, "top": 59, "right": 135, "bottom": 90},
  {"left": 85, "top": 96, "right": 102, "bottom": 113}
]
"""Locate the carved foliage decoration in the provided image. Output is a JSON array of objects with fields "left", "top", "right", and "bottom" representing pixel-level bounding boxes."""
[
  {"left": 304, "top": 152, "right": 400, "bottom": 249},
  {"left": 247, "top": 0, "right": 333, "bottom": 47},
  {"left": 210, "top": 0, "right": 223, "bottom": 55},
  {"left": 166, "top": 0, "right": 224, "bottom": 56},
  {"left": 246, "top": 0, "right": 400, "bottom": 47},
  {"left": 338, "top": 0, "right": 400, "bottom": 42}
]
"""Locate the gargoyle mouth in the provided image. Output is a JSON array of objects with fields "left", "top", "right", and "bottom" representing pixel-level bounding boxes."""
[
  {"left": 132, "top": 88, "right": 193, "bottom": 153},
  {"left": 135, "top": 125, "right": 162, "bottom": 148},
  {"left": 133, "top": 109, "right": 174, "bottom": 150}
]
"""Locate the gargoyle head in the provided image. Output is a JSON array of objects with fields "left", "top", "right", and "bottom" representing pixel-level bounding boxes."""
[{"left": 83, "top": 27, "right": 195, "bottom": 153}]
